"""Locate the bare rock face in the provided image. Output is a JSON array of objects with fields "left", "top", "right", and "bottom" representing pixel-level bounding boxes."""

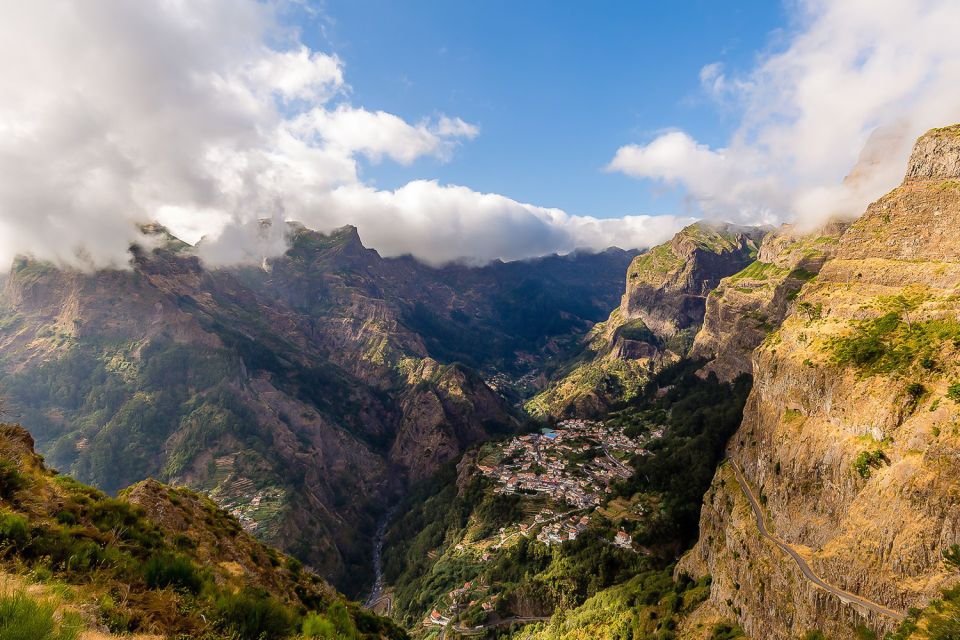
[
  {"left": 679, "top": 125, "right": 960, "bottom": 639},
  {"left": 690, "top": 222, "right": 847, "bottom": 381},
  {"left": 905, "top": 124, "right": 960, "bottom": 181},
  {"left": 391, "top": 359, "right": 518, "bottom": 482}
]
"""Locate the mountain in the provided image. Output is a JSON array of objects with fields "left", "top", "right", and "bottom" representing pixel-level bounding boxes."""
[
  {"left": 0, "top": 226, "right": 632, "bottom": 595},
  {"left": 527, "top": 222, "right": 763, "bottom": 418},
  {"left": 0, "top": 421, "right": 404, "bottom": 640},
  {"left": 677, "top": 125, "right": 960, "bottom": 639}
]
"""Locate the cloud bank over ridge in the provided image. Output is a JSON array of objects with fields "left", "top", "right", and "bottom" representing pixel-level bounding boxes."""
[{"left": 0, "top": 1, "right": 691, "bottom": 269}]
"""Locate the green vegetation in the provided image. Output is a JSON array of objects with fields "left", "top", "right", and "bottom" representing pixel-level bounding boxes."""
[
  {"left": 942, "top": 544, "right": 960, "bottom": 570},
  {"left": 616, "top": 320, "right": 659, "bottom": 345},
  {"left": 709, "top": 621, "right": 747, "bottom": 639},
  {"left": 509, "top": 571, "right": 715, "bottom": 640},
  {"left": 788, "top": 266, "right": 817, "bottom": 282},
  {"left": 947, "top": 383, "right": 960, "bottom": 402},
  {"left": 385, "top": 360, "right": 751, "bottom": 631},
  {"left": 727, "top": 260, "right": 788, "bottom": 283},
  {"left": 611, "top": 363, "right": 753, "bottom": 547},
  {"left": 213, "top": 589, "right": 296, "bottom": 640},
  {"left": 143, "top": 553, "right": 204, "bottom": 594},
  {"left": 853, "top": 449, "right": 888, "bottom": 479},
  {"left": 887, "top": 583, "right": 960, "bottom": 640},
  {"left": 828, "top": 309, "right": 960, "bottom": 376},
  {"left": 0, "top": 591, "right": 81, "bottom": 640},
  {"left": 0, "top": 424, "right": 406, "bottom": 640},
  {"left": 628, "top": 244, "right": 682, "bottom": 281}
]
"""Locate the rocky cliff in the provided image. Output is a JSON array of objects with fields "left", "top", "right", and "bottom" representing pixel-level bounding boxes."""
[
  {"left": 690, "top": 222, "right": 847, "bottom": 381},
  {"left": 622, "top": 222, "right": 763, "bottom": 342},
  {"left": 528, "top": 222, "right": 762, "bottom": 417},
  {"left": 678, "top": 125, "right": 960, "bottom": 639}
]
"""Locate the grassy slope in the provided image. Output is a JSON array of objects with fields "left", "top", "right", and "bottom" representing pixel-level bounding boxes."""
[{"left": 0, "top": 422, "right": 405, "bottom": 640}]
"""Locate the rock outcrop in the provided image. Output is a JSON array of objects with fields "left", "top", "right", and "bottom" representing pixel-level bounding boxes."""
[
  {"left": 679, "top": 125, "right": 960, "bottom": 639},
  {"left": 622, "top": 222, "right": 763, "bottom": 342},
  {"left": 690, "top": 222, "right": 847, "bottom": 381}
]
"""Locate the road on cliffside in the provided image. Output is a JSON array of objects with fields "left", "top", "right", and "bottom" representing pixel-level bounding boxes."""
[{"left": 729, "top": 459, "right": 905, "bottom": 621}]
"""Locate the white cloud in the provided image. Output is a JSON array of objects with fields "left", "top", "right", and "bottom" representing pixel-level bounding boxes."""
[
  {"left": 291, "top": 106, "right": 476, "bottom": 165},
  {"left": 609, "top": 0, "right": 960, "bottom": 228},
  {"left": 244, "top": 46, "right": 345, "bottom": 102},
  {"left": 0, "top": 0, "right": 684, "bottom": 269}
]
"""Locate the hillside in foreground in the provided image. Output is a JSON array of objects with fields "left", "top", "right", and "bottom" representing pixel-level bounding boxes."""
[{"left": 0, "top": 421, "right": 404, "bottom": 640}]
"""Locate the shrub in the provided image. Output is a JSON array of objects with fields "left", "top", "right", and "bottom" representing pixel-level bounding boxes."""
[
  {"left": 830, "top": 312, "right": 960, "bottom": 375},
  {"left": 907, "top": 383, "right": 926, "bottom": 399},
  {"left": 143, "top": 553, "right": 203, "bottom": 594},
  {"left": 0, "top": 512, "right": 29, "bottom": 547},
  {"left": 303, "top": 613, "right": 338, "bottom": 638},
  {"left": 948, "top": 383, "right": 960, "bottom": 402},
  {"left": 0, "top": 461, "right": 26, "bottom": 499},
  {"left": 323, "top": 602, "right": 358, "bottom": 640},
  {"left": 0, "top": 592, "right": 82, "bottom": 640},
  {"left": 943, "top": 544, "right": 960, "bottom": 570},
  {"left": 213, "top": 590, "right": 295, "bottom": 640},
  {"left": 853, "top": 450, "right": 888, "bottom": 479},
  {"left": 710, "top": 621, "right": 746, "bottom": 639},
  {"left": 64, "top": 540, "right": 103, "bottom": 573}
]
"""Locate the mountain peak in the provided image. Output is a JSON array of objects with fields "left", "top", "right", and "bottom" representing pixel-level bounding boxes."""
[{"left": 904, "top": 123, "right": 960, "bottom": 182}]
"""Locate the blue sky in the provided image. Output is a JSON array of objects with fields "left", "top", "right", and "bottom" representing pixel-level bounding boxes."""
[{"left": 302, "top": 1, "right": 787, "bottom": 219}]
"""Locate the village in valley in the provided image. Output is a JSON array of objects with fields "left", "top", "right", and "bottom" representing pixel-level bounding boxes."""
[
  {"left": 478, "top": 419, "right": 657, "bottom": 513},
  {"left": 420, "top": 418, "right": 662, "bottom": 631}
]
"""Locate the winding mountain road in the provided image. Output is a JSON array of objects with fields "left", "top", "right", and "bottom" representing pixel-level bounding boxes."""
[
  {"left": 452, "top": 616, "right": 552, "bottom": 636},
  {"left": 728, "top": 459, "right": 905, "bottom": 621}
]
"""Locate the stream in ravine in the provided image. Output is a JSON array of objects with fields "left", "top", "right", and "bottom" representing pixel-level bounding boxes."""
[{"left": 364, "top": 505, "right": 398, "bottom": 607}]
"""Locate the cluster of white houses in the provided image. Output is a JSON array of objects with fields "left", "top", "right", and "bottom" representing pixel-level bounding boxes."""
[
  {"left": 477, "top": 419, "right": 652, "bottom": 509},
  {"left": 536, "top": 513, "right": 590, "bottom": 545}
]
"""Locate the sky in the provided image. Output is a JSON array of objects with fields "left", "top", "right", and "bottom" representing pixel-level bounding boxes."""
[
  {"left": 304, "top": 1, "right": 786, "bottom": 219},
  {"left": 1, "top": 1, "right": 960, "bottom": 268}
]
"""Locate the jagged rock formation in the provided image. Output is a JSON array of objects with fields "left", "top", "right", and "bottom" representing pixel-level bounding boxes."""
[
  {"left": 0, "top": 224, "right": 632, "bottom": 593},
  {"left": 690, "top": 222, "right": 847, "bottom": 381},
  {"left": 528, "top": 222, "right": 763, "bottom": 417},
  {"left": 678, "top": 125, "right": 960, "bottom": 639}
]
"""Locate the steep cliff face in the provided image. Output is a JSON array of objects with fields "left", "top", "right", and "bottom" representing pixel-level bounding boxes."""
[
  {"left": 690, "top": 223, "right": 847, "bottom": 381},
  {"left": 623, "top": 222, "right": 762, "bottom": 342},
  {"left": 679, "top": 125, "right": 960, "bottom": 639},
  {"left": 528, "top": 223, "right": 763, "bottom": 417},
  {"left": 392, "top": 359, "right": 515, "bottom": 482}
]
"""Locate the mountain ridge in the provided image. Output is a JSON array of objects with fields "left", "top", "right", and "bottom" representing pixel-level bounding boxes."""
[{"left": 0, "top": 225, "right": 634, "bottom": 594}]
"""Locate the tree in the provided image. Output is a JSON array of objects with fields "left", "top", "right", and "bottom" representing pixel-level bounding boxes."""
[{"left": 943, "top": 544, "right": 960, "bottom": 570}]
